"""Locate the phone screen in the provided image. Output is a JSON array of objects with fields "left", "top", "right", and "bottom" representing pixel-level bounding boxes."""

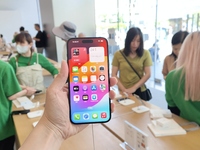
[{"left": 67, "top": 37, "right": 111, "bottom": 124}]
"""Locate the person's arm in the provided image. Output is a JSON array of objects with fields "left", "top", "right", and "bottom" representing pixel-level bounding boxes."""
[
  {"left": 38, "top": 54, "right": 59, "bottom": 76},
  {"left": 20, "top": 85, "right": 37, "bottom": 96},
  {"left": 162, "top": 56, "right": 169, "bottom": 80},
  {"left": 126, "top": 66, "right": 151, "bottom": 93},
  {"left": 126, "top": 50, "right": 152, "bottom": 94},
  {"left": 8, "top": 84, "right": 37, "bottom": 100},
  {"left": 33, "top": 31, "right": 43, "bottom": 41},
  {"left": 8, "top": 90, "right": 27, "bottom": 100},
  {"left": 111, "top": 51, "right": 126, "bottom": 92},
  {"left": 19, "top": 61, "right": 77, "bottom": 150},
  {"left": 19, "top": 61, "right": 117, "bottom": 150},
  {"left": 165, "top": 72, "right": 178, "bottom": 109},
  {"left": 19, "top": 116, "right": 64, "bottom": 150},
  {"left": 111, "top": 66, "right": 126, "bottom": 92},
  {"left": 33, "top": 37, "right": 40, "bottom": 41}
]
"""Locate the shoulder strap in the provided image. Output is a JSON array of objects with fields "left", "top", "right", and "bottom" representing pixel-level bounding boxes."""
[
  {"left": 120, "top": 50, "right": 141, "bottom": 79},
  {"left": 15, "top": 57, "right": 18, "bottom": 68}
]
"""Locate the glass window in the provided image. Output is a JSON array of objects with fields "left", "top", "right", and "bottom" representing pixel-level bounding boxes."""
[{"left": 95, "top": 0, "right": 200, "bottom": 90}]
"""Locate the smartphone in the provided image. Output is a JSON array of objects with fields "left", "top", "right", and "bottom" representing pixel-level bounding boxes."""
[
  {"left": 67, "top": 37, "right": 111, "bottom": 124},
  {"left": 35, "top": 90, "right": 42, "bottom": 94}
]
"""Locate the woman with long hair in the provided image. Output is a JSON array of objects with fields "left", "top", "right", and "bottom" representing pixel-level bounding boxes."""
[
  {"left": 162, "top": 30, "right": 189, "bottom": 79},
  {"left": 165, "top": 31, "right": 200, "bottom": 124},
  {"left": 112, "top": 27, "right": 152, "bottom": 100}
]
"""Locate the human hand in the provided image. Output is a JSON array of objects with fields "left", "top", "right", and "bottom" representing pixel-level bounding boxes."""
[
  {"left": 42, "top": 61, "right": 117, "bottom": 140},
  {"left": 25, "top": 86, "right": 37, "bottom": 96},
  {"left": 122, "top": 91, "right": 132, "bottom": 98},
  {"left": 125, "top": 86, "right": 136, "bottom": 94},
  {"left": 123, "top": 87, "right": 137, "bottom": 97}
]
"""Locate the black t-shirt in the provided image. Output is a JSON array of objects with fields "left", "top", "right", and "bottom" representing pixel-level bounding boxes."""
[
  {"left": 35, "top": 31, "right": 44, "bottom": 48},
  {"left": 42, "top": 30, "right": 48, "bottom": 47}
]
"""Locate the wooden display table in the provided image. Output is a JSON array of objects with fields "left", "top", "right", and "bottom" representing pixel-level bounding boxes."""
[
  {"left": 103, "top": 95, "right": 200, "bottom": 150},
  {"left": 0, "top": 51, "right": 11, "bottom": 56},
  {"left": 12, "top": 94, "right": 123, "bottom": 150}
]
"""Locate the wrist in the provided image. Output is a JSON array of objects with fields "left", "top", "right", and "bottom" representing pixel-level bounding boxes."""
[
  {"left": 133, "top": 83, "right": 140, "bottom": 90},
  {"left": 40, "top": 115, "right": 65, "bottom": 141},
  {"left": 21, "top": 85, "right": 27, "bottom": 90},
  {"left": 23, "top": 88, "right": 28, "bottom": 96},
  {"left": 20, "top": 115, "right": 64, "bottom": 150},
  {"left": 119, "top": 86, "right": 126, "bottom": 92},
  {"left": 132, "top": 86, "right": 137, "bottom": 92}
]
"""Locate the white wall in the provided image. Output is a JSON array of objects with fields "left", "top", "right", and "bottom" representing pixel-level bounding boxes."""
[
  {"left": 52, "top": 0, "right": 96, "bottom": 62},
  {"left": 0, "top": 0, "right": 40, "bottom": 43},
  {"left": 0, "top": 10, "right": 22, "bottom": 43}
]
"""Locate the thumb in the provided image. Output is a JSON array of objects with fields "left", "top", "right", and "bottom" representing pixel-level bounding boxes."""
[{"left": 49, "top": 60, "right": 69, "bottom": 91}]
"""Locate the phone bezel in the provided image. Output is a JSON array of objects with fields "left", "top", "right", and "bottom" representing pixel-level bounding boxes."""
[{"left": 67, "top": 37, "right": 111, "bottom": 124}]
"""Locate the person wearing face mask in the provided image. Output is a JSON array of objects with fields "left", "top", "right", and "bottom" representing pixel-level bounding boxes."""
[
  {"left": 162, "top": 30, "right": 189, "bottom": 80},
  {"left": 9, "top": 32, "right": 58, "bottom": 93}
]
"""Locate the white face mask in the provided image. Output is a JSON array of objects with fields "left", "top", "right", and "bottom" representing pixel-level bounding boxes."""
[{"left": 16, "top": 45, "right": 29, "bottom": 54}]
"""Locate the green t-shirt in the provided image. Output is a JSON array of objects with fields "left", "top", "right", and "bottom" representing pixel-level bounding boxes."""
[
  {"left": 0, "top": 60, "right": 21, "bottom": 140},
  {"left": 166, "top": 69, "right": 200, "bottom": 124},
  {"left": 9, "top": 53, "right": 58, "bottom": 76},
  {"left": 112, "top": 49, "right": 152, "bottom": 91}
]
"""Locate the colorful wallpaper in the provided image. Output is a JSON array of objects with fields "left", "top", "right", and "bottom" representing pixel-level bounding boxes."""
[{"left": 67, "top": 38, "right": 111, "bottom": 123}]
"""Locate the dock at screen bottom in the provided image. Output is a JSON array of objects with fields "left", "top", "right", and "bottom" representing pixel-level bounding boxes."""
[{"left": 72, "top": 111, "right": 110, "bottom": 123}]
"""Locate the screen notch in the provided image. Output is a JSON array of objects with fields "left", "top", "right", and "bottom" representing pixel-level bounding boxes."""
[{"left": 82, "top": 39, "right": 93, "bottom": 43}]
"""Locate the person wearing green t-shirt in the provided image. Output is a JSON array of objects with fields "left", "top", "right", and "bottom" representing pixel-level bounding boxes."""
[
  {"left": 0, "top": 60, "right": 36, "bottom": 150},
  {"left": 166, "top": 31, "right": 200, "bottom": 125},
  {"left": 9, "top": 32, "right": 58, "bottom": 93},
  {"left": 162, "top": 31, "right": 189, "bottom": 116},
  {"left": 112, "top": 27, "right": 152, "bottom": 100}
]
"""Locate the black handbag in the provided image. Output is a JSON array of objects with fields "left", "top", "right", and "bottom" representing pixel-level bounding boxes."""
[{"left": 120, "top": 51, "right": 152, "bottom": 101}]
